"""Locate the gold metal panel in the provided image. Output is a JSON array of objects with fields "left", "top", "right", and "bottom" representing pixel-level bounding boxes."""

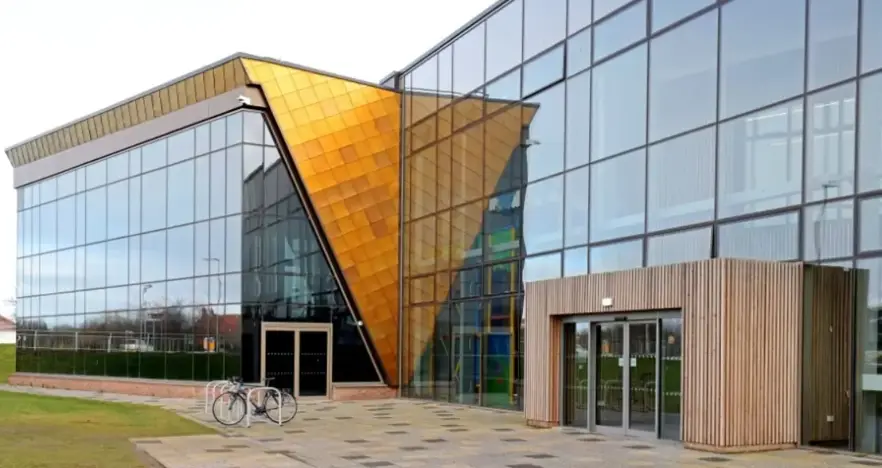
[
  {"left": 120, "top": 103, "right": 132, "bottom": 129},
  {"left": 150, "top": 92, "right": 162, "bottom": 119},
  {"left": 159, "top": 87, "right": 170, "bottom": 115},
  {"left": 184, "top": 77, "right": 197, "bottom": 106},
  {"left": 242, "top": 59, "right": 401, "bottom": 384},
  {"left": 135, "top": 98, "right": 147, "bottom": 123},
  {"left": 203, "top": 69, "right": 217, "bottom": 99},
  {"left": 194, "top": 73, "right": 206, "bottom": 101},
  {"left": 128, "top": 101, "right": 139, "bottom": 127},
  {"left": 213, "top": 66, "right": 226, "bottom": 96},
  {"left": 175, "top": 82, "right": 188, "bottom": 108},
  {"left": 168, "top": 83, "right": 180, "bottom": 112}
]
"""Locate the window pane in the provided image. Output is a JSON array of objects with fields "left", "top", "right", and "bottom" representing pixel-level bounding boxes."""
[
  {"left": 167, "top": 225, "right": 195, "bottom": 279},
  {"left": 57, "top": 197, "right": 75, "bottom": 250},
  {"left": 226, "top": 216, "right": 243, "bottom": 273},
  {"left": 594, "top": 0, "right": 631, "bottom": 21},
  {"left": 40, "top": 201, "right": 56, "bottom": 254},
  {"left": 590, "top": 149, "right": 646, "bottom": 242},
  {"left": 649, "top": 11, "right": 718, "bottom": 142},
  {"left": 569, "top": 0, "right": 593, "bottom": 32},
  {"left": 647, "top": 128, "right": 715, "bottom": 231},
  {"left": 594, "top": 0, "right": 646, "bottom": 61},
  {"left": 75, "top": 193, "right": 85, "bottom": 246},
  {"left": 804, "top": 200, "right": 854, "bottom": 261},
  {"left": 522, "top": 45, "right": 564, "bottom": 97},
  {"left": 76, "top": 167, "right": 86, "bottom": 193},
  {"left": 141, "top": 231, "right": 166, "bottom": 283},
  {"left": 591, "top": 45, "right": 648, "bottom": 160},
  {"left": 227, "top": 146, "right": 245, "bottom": 215},
  {"left": 524, "top": 0, "right": 566, "bottom": 60},
  {"left": 243, "top": 112, "right": 264, "bottom": 145},
  {"left": 718, "top": 99, "right": 803, "bottom": 218},
  {"left": 451, "top": 125, "right": 483, "bottom": 206},
  {"left": 86, "top": 243, "right": 106, "bottom": 289},
  {"left": 129, "top": 236, "right": 140, "bottom": 285},
  {"left": 227, "top": 113, "right": 244, "bottom": 146},
  {"left": 452, "top": 202, "right": 484, "bottom": 267},
  {"left": 590, "top": 239, "right": 643, "bottom": 273},
  {"left": 40, "top": 253, "right": 55, "bottom": 294},
  {"left": 860, "top": 197, "right": 882, "bottom": 252},
  {"left": 167, "top": 160, "right": 195, "bottom": 227},
  {"left": 564, "top": 166, "right": 589, "bottom": 247},
  {"left": 563, "top": 247, "right": 588, "bottom": 276},
  {"left": 861, "top": 0, "right": 882, "bottom": 73},
  {"left": 453, "top": 24, "right": 485, "bottom": 95},
  {"left": 85, "top": 187, "right": 107, "bottom": 243},
  {"left": 106, "top": 180, "right": 128, "bottom": 240},
  {"left": 485, "top": 191, "right": 522, "bottom": 261},
  {"left": 211, "top": 118, "right": 226, "bottom": 151},
  {"left": 85, "top": 160, "right": 106, "bottom": 190},
  {"left": 648, "top": 228, "right": 712, "bottom": 266},
  {"left": 129, "top": 148, "right": 141, "bottom": 177},
  {"left": 106, "top": 153, "right": 127, "bottom": 183},
  {"left": 128, "top": 176, "right": 141, "bottom": 235},
  {"left": 210, "top": 150, "right": 226, "bottom": 218},
  {"left": 523, "top": 176, "right": 564, "bottom": 255},
  {"left": 652, "top": 0, "right": 713, "bottom": 32},
  {"left": 566, "top": 71, "right": 591, "bottom": 169},
  {"left": 142, "top": 139, "right": 167, "bottom": 173},
  {"left": 720, "top": 0, "right": 806, "bottom": 119},
  {"left": 859, "top": 74, "right": 882, "bottom": 192},
  {"left": 195, "top": 123, "right": 210, "bottom": 155},
  {"left": 857, "top": 258, "right": 882, "bottom": 311},
  {"left": 451, "top": 268, "right": 482, "bottom": 299},
  {"left": 57, "top": 172, "right": 75, "bottom": 199},
  {"left": 808, "top": 0, "right": 858, "bottom": 90},
  {"left": 486, "top": 0, "right": 523, "bottom": 81},
  {"left": 57, "top": 249, "right": 75, "bottom": 292},
  {"left": 106, "top": 238, "right": 128, "bottom": 287},
  {"left": 523, "top": 252, "right": 561, "bottom": 283},
  {"left": 141, "top": 169, "right": 167, "bottom": 232},
  {"left": 718, "top": 212, "right": 799, "bottom": 261},
  {"left": 567, "top": 28, "right": 592, "bottom": 77},
  {"left": 523, "top": 84, "right": 565, "bottom": 182},
  {"left": 168, "top": 129, "right": 195, "bottom": 165},
  {"left": 485, "top": 70, "right": 521, "bottom": 101},
  {"left": 195, "top": 155, "right": 210, "bottom": 221},
  {"left": 805, "top": 83, "right": 856, "bottom": 202}
]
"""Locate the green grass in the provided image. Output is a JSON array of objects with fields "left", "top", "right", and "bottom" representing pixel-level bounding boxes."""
[
  {"left": 0, "top": 390, "right": 213, "bottom": 468},
  {"left": 0, "top": 344, "right": 13, "bottom": 383}
]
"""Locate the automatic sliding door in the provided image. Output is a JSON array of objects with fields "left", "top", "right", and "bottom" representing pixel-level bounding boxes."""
[
  {"left": 595, "top": 323, "right": 625, "bottom": 428},
  {"left": 628, "top": 322, "right": 657, "bottom": 433},
  {"left": 564, "top": 323, "right": 590, "bottom": 427}
]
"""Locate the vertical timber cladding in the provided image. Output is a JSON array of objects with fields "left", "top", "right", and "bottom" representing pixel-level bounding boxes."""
[
  {"left": 242, "top": 59, "right": 402, "bottom": 385},
  {"left": 524, "top": 259, "right": 814, "bottom": 452}
]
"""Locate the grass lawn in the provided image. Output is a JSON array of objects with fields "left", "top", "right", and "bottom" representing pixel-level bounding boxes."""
[
  {"left": 0, "top": 344, "right": 13, "bottom": 383},
  {"left": 0, "top": 345, "right": 213, "bottom": 468}
]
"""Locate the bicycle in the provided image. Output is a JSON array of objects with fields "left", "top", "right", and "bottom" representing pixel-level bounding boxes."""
[{"left": 211, "top": 376, "right": 298, "bottom": 426}]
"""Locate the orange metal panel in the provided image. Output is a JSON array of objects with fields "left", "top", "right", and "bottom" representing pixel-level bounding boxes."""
[{"left": 242, "top": 59, "right": 401, "bottom": 384}]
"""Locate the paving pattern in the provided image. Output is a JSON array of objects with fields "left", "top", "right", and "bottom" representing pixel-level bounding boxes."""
[{"left": 1, "top": 384, "right": 880, "bottom": 467}]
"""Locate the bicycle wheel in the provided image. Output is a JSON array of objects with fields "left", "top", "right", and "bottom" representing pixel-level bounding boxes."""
[
  {"left": 212, "top": 391, "right": 246, "bottom": 426},
  {"left": 264, "top": 391, "right": 298, "bottom": 424}
]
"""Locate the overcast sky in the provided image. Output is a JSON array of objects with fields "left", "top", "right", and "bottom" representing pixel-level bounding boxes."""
[{"left": 0, "top": 0, "right": 495, "bottom": 319}]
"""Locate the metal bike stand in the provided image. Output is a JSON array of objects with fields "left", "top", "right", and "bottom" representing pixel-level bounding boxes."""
[
  {"left": 204, "top": 380, "right": 230, "bottom": 413},
  {"left": 245, "top": 386, "right": 282, "bottom": 428}
]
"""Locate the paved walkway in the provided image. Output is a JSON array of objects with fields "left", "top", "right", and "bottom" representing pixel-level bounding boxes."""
[{"left": 1, "top": 384, "right": 878, "bottom": 467}]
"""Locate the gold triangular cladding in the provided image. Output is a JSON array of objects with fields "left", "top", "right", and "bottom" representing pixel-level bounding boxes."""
[{"left": 242, "top": 59, "right": 401, "bottom": 385}]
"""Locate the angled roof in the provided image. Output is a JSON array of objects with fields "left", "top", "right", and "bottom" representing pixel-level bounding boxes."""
[
  {"left": 4, "top": 53, "right": 395, "bottom": 168},
  {"left": 0, "top": 315, "right": 14, "bottom": 331}
]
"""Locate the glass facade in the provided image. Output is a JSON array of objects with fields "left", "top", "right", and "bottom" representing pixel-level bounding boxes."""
[
  {"left": 400, "top": 0, "right": 882, "bottom": 418},
  {"left": 14, "top": 110, "right": 380, "bottom": 385}
]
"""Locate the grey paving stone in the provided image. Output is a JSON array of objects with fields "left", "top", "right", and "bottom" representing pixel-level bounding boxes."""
[
  {"left": 386, "top": 430, "right": 408, "bottom": 435},
  {"left": 346, "top": 439, "right": 370, "bottom": 444},
  {"left": 525, "top": 454, "right": 555, "bottom": 459},
  {"left": 400, "top": 446, "right": 427, "bottom": 451},
  {"left": 362, "top": 462, "right": 395, "bottom": 467},
  {"left": 699, "top": 456, "right": 730, "bottom": 462}
]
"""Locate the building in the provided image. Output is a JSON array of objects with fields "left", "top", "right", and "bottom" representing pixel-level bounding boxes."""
[
  {"left": 0, "top": 315, "right": 14, "bottom": 344},
  {"left": 5, "top": 0, "right": 882, "bottom": 455}
]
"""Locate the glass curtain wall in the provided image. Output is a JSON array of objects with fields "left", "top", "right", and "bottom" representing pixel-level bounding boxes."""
[
  {"left": 15, "top": 110, "right": 381, "bottom": 384},
  {"left": 400, "top": 0, "right": 882, "bottom": 419}
]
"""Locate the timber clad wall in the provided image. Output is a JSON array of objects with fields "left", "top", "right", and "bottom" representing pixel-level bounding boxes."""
[{"left": 524, "top": 259, "right": 849, "bottom": 453}]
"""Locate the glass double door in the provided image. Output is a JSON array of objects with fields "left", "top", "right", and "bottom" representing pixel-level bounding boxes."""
[
  {"left": 262, "top": 324, "right": 331, "bottom": 399},
  {"left": 564, "top": 317, "right": 682, "bottom": 439}
]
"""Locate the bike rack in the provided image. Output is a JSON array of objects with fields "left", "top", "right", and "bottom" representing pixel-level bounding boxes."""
[
  {"left": 204, "top": 380, "right": 231, "bottom": 414},
  {"left": 245, "top": 386, "right": 282, "bottom": 428}
]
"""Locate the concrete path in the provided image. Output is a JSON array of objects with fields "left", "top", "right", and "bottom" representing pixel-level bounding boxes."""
[{"left": 1, "top": 384, "right": 878, "bottom": 467}]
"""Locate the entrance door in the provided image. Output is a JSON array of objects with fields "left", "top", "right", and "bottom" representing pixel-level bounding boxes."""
[
  {"left": 592, "top": 321, "right": 658, "bottom": 435},
  {"left": 261, "top": 324, "right": 332, "bottom": 399}
]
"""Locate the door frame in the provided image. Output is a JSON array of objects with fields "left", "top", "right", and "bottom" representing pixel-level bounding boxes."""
[
  {"left": 260, "top": 322, "right": 333, "bottom": 399},
  {"left": 559, "top": 310, "right": 681, "bottom": 438}
]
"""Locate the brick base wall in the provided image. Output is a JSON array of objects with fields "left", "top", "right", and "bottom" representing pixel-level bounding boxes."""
[
  {"left": 8, "top": 373, "right": 205, "bottom": 399},
  {"left": 330, "top": 383, "right": 397, "bottom": 401}
]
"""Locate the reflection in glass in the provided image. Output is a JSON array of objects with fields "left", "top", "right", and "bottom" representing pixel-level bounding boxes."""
[
  {"left": 107, "top": 153, "right": 128, "bottom": 183},
  {"left": 595, "top": 322, "right": 624, "bottom": 427},
  {"left": 590, "top": 239, "right": 643, "bottom": 274},
  {"left": 804, "top": 200, "right": 854, "bottom": 261},
  {"left": 167, "top": 160, "right": 195, "bottom": 227},
  {"left": 629, "top": 322, "right": 656, "bottom": 433},
  {"left": 522, "top": 46, "right": 564, "bottom": 97},
  {"left": 106, "top": 239, "right": 127, "bottom": 287},
  {"left": 487, "top": 262, "right": 518, "bottom": 295},
  {"left": 647, "top": 228, "right": 712, "bottom": 267},
  {"left": 524, "top": 83, "right": 565, "bottom": 181},
  {"left": 85, "top": 243, "right": 106, "bottom": 290},
  {"left": 485, "top": 191, "right": 521, "bottom": 261},
  {"left": 718, "top": 99, "right": 803, "bottom": 218},
  {"left": 647, "top": 128, "right": 715, "bottom": 231},
  {"left": 451, "top": 301, "right": 482, "bottom": 405},
  {"left": 243, "top": 112, "right": 264, "bottom": 144},
  {"left": 523, "top": 252, "right": 561, "bottom": 283},
  {"left": 591, "top": 45, "right": 647, "bottom": 160},
  {"left": 86, "top": 161, "right": 106, "bottom": 190},
  {"left": 652, "top": 0, "right": 713, "bottom": 32},
  {"left": 861, "top": 197, "right": 882, "bottom": 253},
  {"left": 563, "top": 322, "right": 590, "bottom": 427},
  {"left": 594, "top": 0, "right": 646, "bottom": 61},
  {"left": 86, "top": 187, "right": 107, "bottom": 243},
  {"left": 453, "top": 24, "right": 485, "bottom": 95},
  {"left": 567, "top": 28, "right": 592, "bottom": 77},
  {"left": 486, "top": 0, "right": 522, "bottom": 81},
  {"left": 590, "top": 149, "right": 645, "bottom": 242},
  {"left": 523, "top": 176, "right": 564, "bottom": 255},
  {"left": 565, "top": 71, "right": 591, "bottom": 169},
  {"left": 168, "top": 129, "right": 195, "bottom": 165},
  {"left": 129, "top": 176, "right": 141, "bottom": 235},
  {"left": 649, "top": 11, "right": 718, "bottom": 142},
  {"left": 210, "top": 150, "right": 226, "bottom": 219},
  {"left": 805, "top": 84, "right": 856, "bottom": 202},
  {"left": 563, "top": 247, "right": 588, "bottom": 277},
  {"left": 719, "top": 0, "right": 805, "bottom": 119},
  {"left": 167, "top": 225, "right": 195, "bottom": 279},
  {"left": 808, "top": 0, "right": 858, "bottom": 90},
  {"left": 142, "top": 139, "right": 167, "bottom": 173},
  {"left": 485, "top": 70, "right": 521, "bottom": 101},
  {"left": 107, "top": 181, "right": 128, "bottom": 240},
  {"left": 524, "top": 0, "right": 566, "bottom": 60},
  {"left": 141, "top": 169, "right": 167, "bottom": 232},
  {"left": 564, "top": 166, "right": 589, "bottom": 247},
  {"left": 718, "top": 212, "right": 799, "bottom": 261},
  {"left": 141, "top": 231, "right": 166, "bottom": 283},
  {"left": 660, "top": 318, "right": 682, "bottom": 440},
  {"left": 568, "top": 0, "right": 593, "bottom": 33},
  {"left": 859, "top": 74, "right": 882, "bottom": 193}
]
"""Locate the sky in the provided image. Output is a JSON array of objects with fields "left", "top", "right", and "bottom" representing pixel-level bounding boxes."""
[{"left": 0, "top": 0, "right": 496, "bottom": 320}]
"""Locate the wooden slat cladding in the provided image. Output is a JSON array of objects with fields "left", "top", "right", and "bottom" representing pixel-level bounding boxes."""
[
  {"left": 523, "top": 259, "right": 842, "bottom": 453},
  {"left": 802, "top": 265, "right": 854, "bottom": 444}
]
